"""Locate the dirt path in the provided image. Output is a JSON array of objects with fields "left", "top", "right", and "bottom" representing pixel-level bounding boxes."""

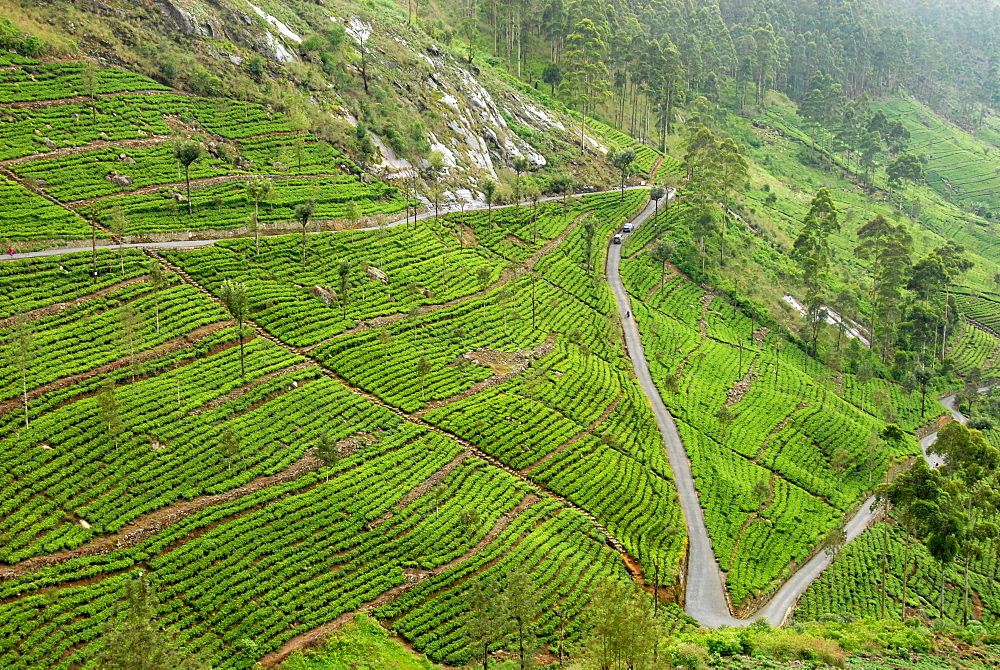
[
  {"left": 296, "top": 213, "right": 586, "bottom": 354},
  {"left": 145, "top": 249, "right": 634, "bottom": 561},
  {"left": 258, "top": 493, "right": 541, "bottom": 667},
  {"left": 0, "top": 136, "right": 169, "bottom": 168},
  {"left": 644, "top": 268, "right": 678, "bottom": 301},
  {"left": 523, "top": 393, "right": 622, "bottom": 475},
  {"left": 371, "top": 450, "right": 472, "bottom": 527},
  {"left": 3, "top": 88, "right": 196, "bottom": 110},
  {"left": 299, "top": 266, "right": 519, "bottom": 354},
  {"left": 68, "top": 172, "right": 350, "bottom": 207},
  {"left": 0, "top": 454, "right": 322, "bottom": 581},
  {"left": 0, "top": 275, "right": 149, "bottom": 330},
  {"left": 752, "top": 403, "right": 807, "bottom": 464},
  {"left": 0, "top": 320, "right": 232, "bottom": 420},
  {"left": 188, "top": 363, "right": 313, "bottom": 415},
  {"left": 412, "top": 335, "right": 558, "bottom": 418},
  {"left": 1, "top": 166, "right": 106, "bottom": 237},
  {"left": 649, "top": 155, "right": 664, "bottom": 180}
]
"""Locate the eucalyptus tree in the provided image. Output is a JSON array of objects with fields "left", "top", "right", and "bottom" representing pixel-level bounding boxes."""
[
  {"left": 173, "top": 140, "right": 202, "bottom": 215},
  {"left": 649, "top": 185, "right": 666, "bottom": 215},
  {"left": 336, "top": 259, "right": 351, "bottom": 319},
  {"left": 5, "top": 315, "right": 33, "bottom": 429},
  {"left": 481, "top": 178, "right": 497, "bottom": 227},
  {"left": 713, "top": 138, "right": 749, "bottom": 263},
  {"left": 608, "top": 147, "right": 636, "bottom": 200},
  {"left": 244, "top": 178, "right": 273, "bottom": 255},
  {"left": 148, "top": 261, "right": 166, "bottom": 334},
  {"left": 218, "top": 279, "right": 249, "bottom": 377},
  {"left": 294, "top": 199, "right": 316, "bottom": 266}
]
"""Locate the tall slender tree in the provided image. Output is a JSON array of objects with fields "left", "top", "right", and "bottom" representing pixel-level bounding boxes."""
[
  {"left": 7, "top": 316, "right": 34, "bottom": 429},
  {"left": 244, "top": 178, "right": 273, "bottom": 256},
  {"left": 173, "top": 140, "right": 202, "bottom": 215},
  {"left": 219, "top": 279, "right": 249, "bottom": 378},
  {"left": 97, "top": 574, "right": 207, "bottom": 670},
  {"left": 295, "top": 199, "right": 316, "bottom": 266}
]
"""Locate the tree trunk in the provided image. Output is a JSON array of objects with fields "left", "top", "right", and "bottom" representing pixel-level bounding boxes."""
[
  {"left": 238, "top": 319, "right": 245, "bottom": 378},
  {"left": 531, "top": 273, "right": 536, "bottom": 330},
  {"left": 901, "top": 532, "right": 910, "bottom": 621},
  {"left": 21, "top": 366, "right": 29, "bottom": 429},
  {"left": 880, "top": 524, "right": 888, "bottom": 619},
  {"left": 964, "top": 556, "right": 971, "bottom": 625},
  {"left": 940, "top": 562, "right": 947, "bottom": 618},
  {"left": 185, "top": 165, "right": 192, "bottom": 215},
  {"left": 518, "top": 619, "right": 525, "bottom": 670},
  {"left": 254, "top": 200, "right": 261, "bottom": 256}
]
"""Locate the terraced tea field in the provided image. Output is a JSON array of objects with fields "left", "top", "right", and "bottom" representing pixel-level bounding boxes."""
[
  {"left": 873, "top": 98, "right": 1000, "bottom": 212},
  {"left": 0, "top": 190, "right": 696, "bottom": 668},
  {"left": 0, "top": 60, "right": 407, "bottom": 245},
  {"left": 620, "top": 203, "right": 924, "bottom": 608},
  {"left": 586, "top": 117, "right": 682, "bottom": 179}
]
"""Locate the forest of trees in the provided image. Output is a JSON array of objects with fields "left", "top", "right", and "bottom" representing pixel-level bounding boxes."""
[{"left": 459, "top": 0, "right": 1000, "bottom": 134}]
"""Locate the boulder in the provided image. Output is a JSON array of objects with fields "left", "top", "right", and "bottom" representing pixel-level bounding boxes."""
[
  {"left": 160, "top": 1, "right": 221, "bottom": 38},
  {"left": 366, "top": 266, "right": 389, "bottom": 284},
  {"left": 118, "top": 153, "right": 136, "bottom": 163},
  {"left": 105, "top": 171, "right": 133, "bottom": 188},
  {"left": 42, "top": 137, "right": 57, "bottom": 150},
  {"left": 310, "top": 285, "right": 338, "bottom": 307}
]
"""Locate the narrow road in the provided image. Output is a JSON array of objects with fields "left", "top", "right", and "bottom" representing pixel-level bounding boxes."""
[
  {"left": 606, "top": 195, "right": 956, "bottom": 627},
  {"left": 8, "top": 183, "right": 962, "bottom": 628},
  {"left": 606, "top": 195, "right": 743, "bottom": 626},
  {"left": 1, "top": 186, "right": 652, "bottom": 263}
]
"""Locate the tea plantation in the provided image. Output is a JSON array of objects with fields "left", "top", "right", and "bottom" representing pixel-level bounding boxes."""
[
  {"left": 0, "top": 189, "right": 695, "bottom": 668},
  {"left": 0, "top": 60, "right": 407, "bottom": 244}
]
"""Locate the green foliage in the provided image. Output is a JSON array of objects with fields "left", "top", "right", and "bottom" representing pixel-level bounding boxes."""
[{"left": 282, "top": 614, "right": 438, "bottom": 670}]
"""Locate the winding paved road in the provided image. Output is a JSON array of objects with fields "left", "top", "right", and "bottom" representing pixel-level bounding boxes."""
[
  {"left": 1, "top": 187, "right": 653, "bottom": 263},
  {"left": 606, "top": 195, "right": 955, "bottom": 627},
  {"left": 7, "top": 184, "right": 962, "bottom": 628}
]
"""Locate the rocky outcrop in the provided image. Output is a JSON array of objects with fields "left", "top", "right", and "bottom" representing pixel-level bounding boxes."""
[
  {"left": 105, "top": 171, "right": 133, "bottom": 188},
  {"left": 366, "top": 266, "right": 389, "bottom": 284}
]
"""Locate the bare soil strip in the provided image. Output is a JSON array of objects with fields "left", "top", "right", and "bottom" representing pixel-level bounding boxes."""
[
  {"left": 523, "top": 393, "right": 623, "bottom": 475},
  {"left": 0, "top": 275, "right": 149, "bottom": 330},
  {"left": 69, "top": 172, "right": 349, "bottom": 207},
  {"left": 0, "top": 454, "right": 322, "bottom": 581},
  {"left": 258, "top": 493, "right": 541, "bottom": 667},
  {"left": 0, "top": 136, "right": 168, "bottom": 168},
  {"left": 0, "top": 321, "right": 232, "bottom": 421}
]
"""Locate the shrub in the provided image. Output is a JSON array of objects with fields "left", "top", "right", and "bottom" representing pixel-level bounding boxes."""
[
  {"left": 704, "top": 630, "right": 746, "bottom": 656},
  {"left": 757, "top": 632, "right": 847, "bottom": 667},
  {"left": 672, "top": 642, "right": 709, "bottom": 670}
]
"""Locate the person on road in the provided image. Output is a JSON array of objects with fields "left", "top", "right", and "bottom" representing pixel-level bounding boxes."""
[
  {"left": 7, "top": 245, "right": 13, "bottom": 257},
  {"left": 625, "top": 311, "right": 630, "bottom": 318}
]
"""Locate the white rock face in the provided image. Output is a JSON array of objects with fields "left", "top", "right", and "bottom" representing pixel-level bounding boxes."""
[
  {"left": 783, "top": 295, "right": 871, "bottom": 347},
  {"left": 370, "top": 133, "right": 414, "bottom": 175},
  {"left": 342, "top": 16, "right": 372, "bottom": 44},
  {"left": 264, "top": 32, "right": 296, "bottom": 64},
  {"left": 247, "top": 1, "right": 301, "bottom": 43},
  {"left": 427, "top": 133, "right": 458, "bottom": 169},
  {"left": 317, "top": 12, "right": 593, "bottom": 177},
  {"left": 162, "top": 1, "right": 221, "bottom": 38}
]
